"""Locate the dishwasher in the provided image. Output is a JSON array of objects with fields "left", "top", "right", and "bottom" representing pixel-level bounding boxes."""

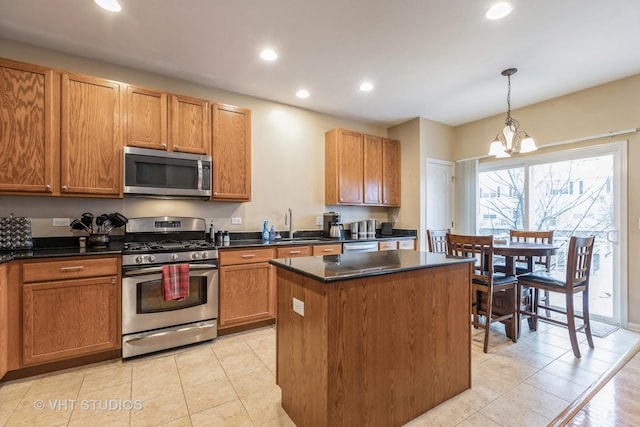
[{"left": 342, "top": 241, "right": 379, "bottom": 253}]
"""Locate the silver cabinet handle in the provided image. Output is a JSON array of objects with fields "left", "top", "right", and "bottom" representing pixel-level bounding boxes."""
[{"left": 60, "top": 266, "right": 84, "bottom": 272}]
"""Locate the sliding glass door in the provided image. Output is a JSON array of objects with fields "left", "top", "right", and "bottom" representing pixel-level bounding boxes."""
[{"left": 478, "top": 142, "right": 627, "bottom": 324}]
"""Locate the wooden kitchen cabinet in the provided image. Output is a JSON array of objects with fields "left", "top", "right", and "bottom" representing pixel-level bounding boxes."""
[
  {"left": 126, "top": 86, "right": 210, "bottom": 155},
  {"left": 0, "top": 58, "right": 58, "bottom": 195},
  {"left": 0, "top": 264, "right": 7, "bottom": 379},
  {"left": 218, "top": 248, "right": 275, "bottom": 332},
  {"left": 326, "top": 128, "right": 400, "bottom": 206},
  {"left": 21, "top": 256, "right": 120, "bottom": 366},
  {"left": 169, "top": 94, "right": 210, "bottom": 154},
  {"left": 325, "top": 128, "right": 364, "bottom": 205},
  {"left": 211, "top": 103, "right": 251, "bottom": 201},
  {"left": 276, "top": 246, "right": 312, "bottom": 258},
  {"left": 61, "top": 72, "right": 123, "bottom": 197},
  {"left": 312, "top": 244, "right": 342, "bottom": 256}
]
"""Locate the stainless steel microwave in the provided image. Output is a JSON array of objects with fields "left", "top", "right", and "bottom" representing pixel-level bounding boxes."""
[{"left": 123, "top": 147, "right": 212, "bottom": 198}]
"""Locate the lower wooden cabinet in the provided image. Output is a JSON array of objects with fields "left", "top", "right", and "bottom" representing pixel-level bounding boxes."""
[
  {"left": 218, "top": 248, "right": 276, "bottom": 331},
  {"left": 21, "top": 256, "right": 120, "bottom": 366}
]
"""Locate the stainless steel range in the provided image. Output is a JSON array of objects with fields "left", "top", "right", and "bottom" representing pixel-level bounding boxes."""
[{"left": 121, "top": 217, "right": 218, "bottom": 358}]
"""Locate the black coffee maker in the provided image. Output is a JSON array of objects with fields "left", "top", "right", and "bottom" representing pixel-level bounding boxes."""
[{"left": 323, "top": 212, "right": 341, "bottom": 237}]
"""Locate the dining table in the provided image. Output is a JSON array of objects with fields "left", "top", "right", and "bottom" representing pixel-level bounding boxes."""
[{"left": 491, "top": 240, "right": 559, "bottom": 338}]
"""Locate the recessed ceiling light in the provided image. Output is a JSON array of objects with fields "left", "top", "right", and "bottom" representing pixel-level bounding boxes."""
[
  {"left": 94, "top": 0, "right": 122, "bottom": 13},
  {"left": 359, "top": 82, "right": 374, "bottom": 92},
  {"left": 296, "top": 89, "right": 310, "bottom": 99},
  {"left": 260, "top": 49, "right": 278, "bottom": 61},
  {"left": 485, "top": 2, "right": 513, "bottom": 20}
]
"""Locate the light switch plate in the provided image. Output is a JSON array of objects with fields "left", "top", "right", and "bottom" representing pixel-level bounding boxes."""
[
  {"left": 231, "top": 217, "right": 242, "bottom": 225},
  {"left": 292, "top": 298, "right": 304, "bottom": 316}
]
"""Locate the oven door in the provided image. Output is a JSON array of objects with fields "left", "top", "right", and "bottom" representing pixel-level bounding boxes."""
[{"left": 122, "top": 263, "right": 218, "bottom": 335}]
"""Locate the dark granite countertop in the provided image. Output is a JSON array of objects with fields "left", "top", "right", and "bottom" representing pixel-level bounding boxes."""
[{"left": 269, "top": 250, "right": 473, "bottom": 282}]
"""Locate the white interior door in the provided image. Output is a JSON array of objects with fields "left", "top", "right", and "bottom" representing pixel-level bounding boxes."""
[{"left": 426, "top": 159, "right": 454, "bottom": 230}]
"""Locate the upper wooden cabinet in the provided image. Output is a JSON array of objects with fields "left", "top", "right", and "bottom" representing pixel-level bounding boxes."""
[
  {"left": 169, "top": 94, "right": 210, "bottom": 155},
  {"left": 0, "top": 58, "right": 58, "bottom": 195},
  {"left": 125, "top": 85, "right": 168, "bottom": 151},
  {"left": 211, "top": 103, "right": 251, "bottom": 201},
  {"left": 325, "top": 128, "right": 401, "bottom": 206},
  {"left": 60, "top": 72, "right": 123, "bottom": 197},
  {"left": 325, "top": 128, "right": 364, "bottom": 204},
  {"left": 126, "top": 87, "right": 210, "bottom": 155}
]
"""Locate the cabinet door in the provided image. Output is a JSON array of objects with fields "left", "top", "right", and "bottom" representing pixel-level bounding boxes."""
[
  {"left": 325, "top": 128, "right": 363, "bottom": 205},
  {"left": 363, "top": 134, "right": 383, "bottom": 205},
  {"left": 169, "top": 94, "right": 210, "bottom": 155},
  {"left": 0, "top": 264, "right": 7, "bottom": 378},
  {"left": 23, "top": 275, "right": 120, "bottom": 366},
  {"left": 382, "top": 138, "right": 401, "bottom": 206},
  {"left": 126, "top": 85, "right": 168, "bottom": 150},
  {"left": 218, "top": 262, "right": 275, "bottom": 328},
  {"left": 0, "top": 59, "right": 58, "bottom": 194},
  {"left": 211, "top": 103, "right": 251, "bottom": 201},
  {"left": 61, "top": 73, "right": 122, "bottom": 197}
]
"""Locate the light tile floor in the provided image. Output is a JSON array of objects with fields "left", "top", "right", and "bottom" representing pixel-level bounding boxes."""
[{"left": 1, "top": 321, "right": 639, "bottom": 426}]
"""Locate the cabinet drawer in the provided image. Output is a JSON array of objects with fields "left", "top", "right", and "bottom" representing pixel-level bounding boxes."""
[
  {"left": 23, "top": 257, "right": 119, "bottom": 283},
  {"left": 378, "top": 241, "right": 398, "bottom": 251},
  {"left": 219, "top": 248, "right": 275, "bottom": 266},
  {"left": 276, "top": 246, "right": 312, "bottom": 258},
  {"left": 312, "top": 244, "right": 342, "bottom": 256},
  {"left": 398, "top": 240, "right": 415, "bottom": 250}
]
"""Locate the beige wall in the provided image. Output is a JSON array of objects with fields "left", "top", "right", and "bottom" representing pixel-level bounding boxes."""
[
  {"left": 0, "top": 38, "right": 395, "bottom": 236},
  {"left": 452, "top": 74, "right": 640, "bottom": 326}
]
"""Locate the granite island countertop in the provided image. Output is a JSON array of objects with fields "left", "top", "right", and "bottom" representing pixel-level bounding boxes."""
[{"left": 269, "top": 249, "right": 473, "bottom": 282}]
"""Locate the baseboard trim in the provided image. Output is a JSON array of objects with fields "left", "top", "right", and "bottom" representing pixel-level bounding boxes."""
[{"left": 548, "top": 340, "right": 640, "bottom": 427}]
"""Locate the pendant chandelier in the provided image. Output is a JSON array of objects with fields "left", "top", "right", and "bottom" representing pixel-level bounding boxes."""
[{"left": 488, "top": 68, "right": 537, "bottom": 158}]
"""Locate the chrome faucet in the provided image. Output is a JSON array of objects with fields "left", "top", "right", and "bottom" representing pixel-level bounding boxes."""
[{"left": 285, "top": 208, "right": 294, "bottom": 239}]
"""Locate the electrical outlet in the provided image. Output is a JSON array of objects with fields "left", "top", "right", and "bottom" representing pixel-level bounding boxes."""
[
  {"left": 231, "top": 217, "right": 242, "bottom": 225},
  {"left": 292, "top": 298, "right": 304, "bottom": 316},
  {"left": 52, "top": 218, "right": 70, "bottom": 227},
  {"left": 316, "top": 216, "right": 323, "bottom": 226}
]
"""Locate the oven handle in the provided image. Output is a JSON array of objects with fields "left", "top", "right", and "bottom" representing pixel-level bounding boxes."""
[{"left": 123, "top": 263, "right": 218, "bottom": 277}]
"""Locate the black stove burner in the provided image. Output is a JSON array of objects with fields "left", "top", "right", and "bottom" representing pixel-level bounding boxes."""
[{"left": 123, "top": 239, "right": 215, "bottom": 253}]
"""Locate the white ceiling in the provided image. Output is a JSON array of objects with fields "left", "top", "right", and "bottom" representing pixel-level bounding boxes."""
[{"left": 1, "top": 0, "right": 639, "bottom": 127}]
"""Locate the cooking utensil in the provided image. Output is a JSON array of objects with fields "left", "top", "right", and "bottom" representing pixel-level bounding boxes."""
[
  {"left": 71, "top": 219, "right": 92, "bottom": 233},
  {"left": 107, "top": 212, "right": 128, "bottom": 228},
  {"left": 81, "top": 212, "right": 94, "bottom": 232}
]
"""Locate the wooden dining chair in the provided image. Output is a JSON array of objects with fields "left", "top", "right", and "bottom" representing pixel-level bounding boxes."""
[
  {"left": 446, "top": 233, "right": 518, "bottom": 352},
  {"left": 426, "top": 228, "right": 450, "bottom": 253},
  {"left": 517, "top": 236, "right": 595, "bottom": 358}
]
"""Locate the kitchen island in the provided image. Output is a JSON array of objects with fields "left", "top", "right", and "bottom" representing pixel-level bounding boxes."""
[{"left": 269, "top": 250, "right": 474, "bottom": 427}]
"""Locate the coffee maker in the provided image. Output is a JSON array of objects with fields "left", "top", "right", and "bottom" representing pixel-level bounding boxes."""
[{"left": 323, "top": 212, "right": 341, "bottom": 237}]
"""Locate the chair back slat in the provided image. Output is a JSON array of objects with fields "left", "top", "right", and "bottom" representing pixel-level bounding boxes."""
[
  {"left": 510, "top": 229, "right": 554, "bottom": 272},
  {"left": 426, "top": 228, "right": 450, "bottom": 253},
  {"left": 567, "top": 236, "right": 595, "bottom": 286},
  {"left": 446, "top": 233, "right": 494, "bottom": 285}
]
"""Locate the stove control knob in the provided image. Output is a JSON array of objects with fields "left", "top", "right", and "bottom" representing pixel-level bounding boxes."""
[
  {"left": 201, "top": 252, "right": 208, "bottom": 259},
  {"left": 135, "top": 256, "right": 143, "bottom": 264},
  {"left": 170, "top": 253, "right": 179, "bottom": 261},
  {"left": 191, "top": 252, "right": 200, "bottom": 260},
  {"left": 148, "top": 255, "right": 156, "bottom": 263}
]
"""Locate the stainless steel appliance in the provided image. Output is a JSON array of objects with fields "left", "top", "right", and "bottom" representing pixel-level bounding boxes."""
[
  {"left": 123, "top": 147, "right": 212, "bottom": 198},
  {"left": 343, "top": 241, "right": 379, "bottom": 253},
  {"left": 323, "top": 212, "right": 341, "bottom": 237},
  {"left": 121, "top": 216, "right": 218, "bottom": 358}
]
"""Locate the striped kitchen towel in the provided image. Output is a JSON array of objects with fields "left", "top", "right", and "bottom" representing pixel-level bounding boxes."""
[{"left": 162, "top": 264, "right": 190, "bottom": 301}]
